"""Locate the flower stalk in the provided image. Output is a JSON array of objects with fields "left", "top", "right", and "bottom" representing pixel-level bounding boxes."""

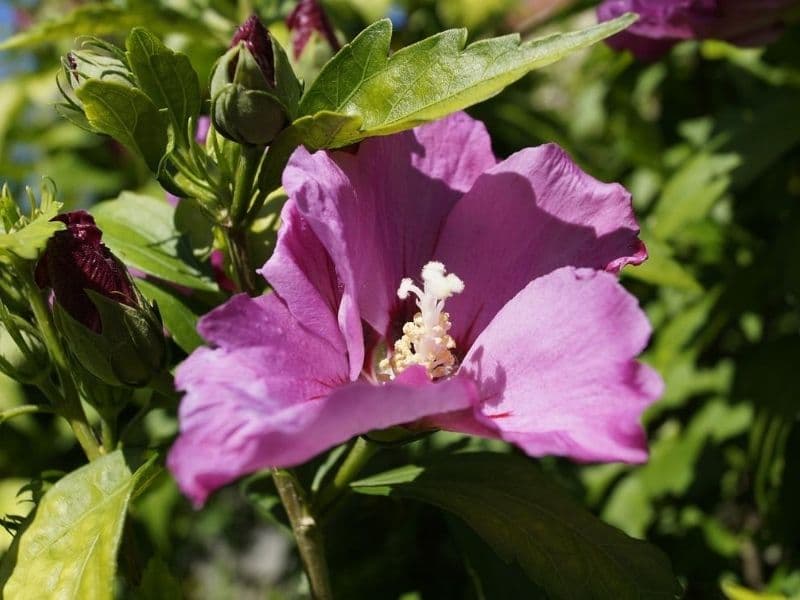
[
  {"left": 314, "top": 437, "right": 379, "bottom": 518},
  {"left": 20, "top": 264, "right": 101, "bottom": 460},
  {"left": 222, "top": 225, "right": 259, "bottom": 296},
  {"left": 272, "top": 468, "right": 333, "bottom": 600}
]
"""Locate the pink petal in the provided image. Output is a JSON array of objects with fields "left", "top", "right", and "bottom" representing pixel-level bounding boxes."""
[
  {"left": 435, "top": 144, "right": 646, "bottom": 349},
  {"left": 274, "top": 150, "right": 365, "bottom": 379},
  {"left": 259, "top": 204, "right": 352, "bottom": 360},
  {"left": 277, "top": 112, "right": 495, "bottom": 342},
  {"left": 169, "top": 293, "right": 350, "bottom": 503},
  {"left": 439, "top": 267, "right": 662, "bottom": 464},
  {"left": 169, "top": 345, "right": 476, "bottom": 504}
]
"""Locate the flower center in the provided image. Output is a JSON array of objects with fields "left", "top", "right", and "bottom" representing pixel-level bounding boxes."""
[{"left": 379, "top": 261, "right": 464, "bottom": 381}]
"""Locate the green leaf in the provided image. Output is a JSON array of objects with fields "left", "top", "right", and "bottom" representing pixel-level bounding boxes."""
[
  {"left": 650, "top": 151, "right": 741, "bottom": 241},
  {"left": 125, "top": 28, "right": 201, "bottom": 143},
  {"left": 0, "top": 5, "right": 142, "bottom": 51},
  {"left": 352, "top": 453, "right": 680, "bottom": 600},
  {"left": 0, "top": 4, "right": 225, "bottom": 51},
  {"left": 76, "top": 80, "right": 168, "bottom": 173},
  {"left": 0, "top": 183, "right": 64, "bottom": 262},
  {"left": 287, "top": 111, "right": 364, "bottom": 151},
  {"left": 0, "top": 452, "right": 153, "bottom": 600},
  {"left": 623, "top": 235, "right": 702, "bottom": 292},
  {"left": 135, "top": 279, "right": 204, "bottom": 353},
  {"left": 92, "top": 193, "right": 217, "bottom": 292},
  {"left": 297, "top": 14, "right": 637, "bottom": 147},
  {"left": 0, "top": 215, "right": 63, "bottom": 262}
]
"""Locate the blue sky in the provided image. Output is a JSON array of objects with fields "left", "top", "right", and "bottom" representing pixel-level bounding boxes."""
[
  {"left": 0, "top": 1, "right": 37, "bottom": 80},
  {"left": 1, "top": 1, "right": 15, "bottom": 79}
]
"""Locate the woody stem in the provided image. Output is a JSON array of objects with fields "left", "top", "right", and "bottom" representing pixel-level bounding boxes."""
[{"left": 272, "top": 468, "right": 333, "bottom": 600}]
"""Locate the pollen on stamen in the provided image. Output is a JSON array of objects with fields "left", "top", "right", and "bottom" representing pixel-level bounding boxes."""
[{"left": 378, "top": 261, "right": 464, "bottom": 381}]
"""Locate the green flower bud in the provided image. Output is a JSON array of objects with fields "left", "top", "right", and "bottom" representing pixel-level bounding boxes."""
[
  {"left": 57, "top": 40, "right": 134, "bottom": 130},
  {"left": 36, "top": 211, "right": 167, "bottom": 387},
  {"left": 54, "top": 288, "right": 167, "bottom": 388},
  {"left": 210, "top": 15, "right": 302, "bottom": 146}
]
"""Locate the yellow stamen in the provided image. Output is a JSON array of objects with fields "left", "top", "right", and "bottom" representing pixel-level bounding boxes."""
[{"left": 379, "top": 262, "right": 464, "bottom": 381}]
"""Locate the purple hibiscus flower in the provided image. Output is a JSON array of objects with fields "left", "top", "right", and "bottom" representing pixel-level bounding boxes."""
[
  {"left": 598, "top": 0, "right": 798, "bottom": 60},
  {"left": 168, "top": 113, "right": 663, "bottom": 505}
]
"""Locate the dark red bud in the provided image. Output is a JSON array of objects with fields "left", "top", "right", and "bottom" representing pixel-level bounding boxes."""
[
  {"left": 286, "top": 0, "right": 340, "bottom": 60},
  {"left": 231, "top": 14, "right": 276, "bottom": 86},
  {"left": 66, "top": 52, "right": 80, "bottom": 84},
  {"left": 35, "top": 211, "right": 136, "bottom": 333}
]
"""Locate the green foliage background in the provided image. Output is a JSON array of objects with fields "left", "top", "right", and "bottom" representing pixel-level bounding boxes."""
[{"left": 1, "top": 0, "right": 799, "bottom": 598}]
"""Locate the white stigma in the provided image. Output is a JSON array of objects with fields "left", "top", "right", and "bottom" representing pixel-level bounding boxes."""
[{"left": 379, "top": 261, "right": 464, "bottom": 381}]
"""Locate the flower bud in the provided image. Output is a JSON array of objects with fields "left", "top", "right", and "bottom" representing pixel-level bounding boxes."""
[
  {"left": 286, "top": 0, "right": 340, "bottom": 60},
  {"left": 36, "top": 211, "right": 167, "bottom": 387},
  {"left": 210, "top": 15, "right": 301, "bottom": 146},
  {"left": 57, "top": 40, "right": 133, "bottom": 129},
  {"left": 286, "top": 0, "right": 341, "bottom": 85}
]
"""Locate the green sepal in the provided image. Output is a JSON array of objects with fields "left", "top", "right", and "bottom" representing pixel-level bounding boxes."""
[
  {"left": 271, "top": 35, "right": 303, "bottom": 120},
  {"left": 53, "top": 284, "right": 167, "bottom": 388},
  {"left": 211, "top": 83, "right": 288, "bottom": 147},
  {"left": 76, "top": 79, "right": 168, "bottom": 173}
]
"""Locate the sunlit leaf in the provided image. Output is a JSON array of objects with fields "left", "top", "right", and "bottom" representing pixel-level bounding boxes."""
[
  {"left": 76, "top": 80, "right": 168, "bottom": 172},
  {"left": 92, "top": 193, "right": 217, "bottom": 291},
  {"left": 0, "top": 4, "right": 224, "bottom": 51},
  {"left": 0, "top": 452, "right": 155, "bottom": 600},
  {"left": 125, "top": 28, "right": 201, "bottom": 144},
  {"left": 296, "top": 14, "right": 637, "bottom": 147}
]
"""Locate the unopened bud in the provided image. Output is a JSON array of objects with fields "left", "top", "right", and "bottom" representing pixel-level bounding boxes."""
[
  {"left": 286, "top": 0, "right": 341, "bottom": 85},
  {"left": 210, "top": 15, "right": 301, "bottom": 146},
  {"left": 36, "top": 211, "right": 167, "bottom": 387},
  {"left": 286, "top": 0, "right": 340, "bottom": 60}
]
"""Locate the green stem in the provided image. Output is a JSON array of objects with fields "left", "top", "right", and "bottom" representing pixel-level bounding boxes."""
[
  {"left": 314, "top": 437, "right": 379, "bottom": 517},
  {"left": 20, "top": 266, "right": 101, "bottom": 460},
  {"left": 223, "top": 226, "right": 259, "bottom": 296},
  {"left": 243, "top": 132, "right": 300, "bottom": 228},
  {"left": 100, "top": 411, "right": 118, "bottom": 453},
  {"left": 272, "top": 469, "right": 333, "bottom": 600},
  {"left": 230, "top": 146, "right": 262, "bottom": 225},
  {"left": 223, "top": 146, "right": 264, "bottom": 296},
  {"left": 0, "top": 404, "right": 52, "bottom": 425}
]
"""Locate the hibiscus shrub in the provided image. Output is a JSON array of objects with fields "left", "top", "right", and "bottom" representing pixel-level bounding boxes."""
[{"left": 0, "top": 1, "right": 799, "bottom": 599}]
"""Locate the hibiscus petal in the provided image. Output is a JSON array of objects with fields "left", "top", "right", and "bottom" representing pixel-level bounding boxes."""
[
  {"left": 442, "top": 267, "right": 662, "bottom": 464},
  {"left": 259, "top": 203, "right": 351, "bottom": 358},
  {"left": 435, "top": 143, "right": 646, "bottom": 348},
  {"left": 169, "top": 344, "right": 476, "bottom": 505},
  {"left": 266, "top": 159, "right": 365, "bottom": 380},
  {"left": 279, "top": 112, "right": 495, "bottom": 343}
]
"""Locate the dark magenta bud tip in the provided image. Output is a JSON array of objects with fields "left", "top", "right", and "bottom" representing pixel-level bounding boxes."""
[
  {"left": 231, "top": 14, "right": 276, "bottom": 86},
  {"left": 286, "top": 0, "right": 340, "bottom": 60},
  {"left": 36, "top": 210, "right": 136, "bottom": 333}
]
